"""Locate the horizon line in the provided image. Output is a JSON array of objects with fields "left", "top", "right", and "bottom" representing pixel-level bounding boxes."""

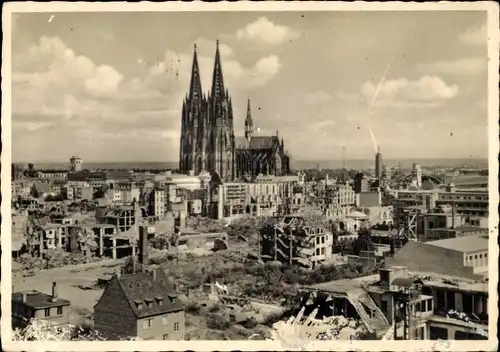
[{"left": 10, "top": 157, "right": 488, "bottom": 164}]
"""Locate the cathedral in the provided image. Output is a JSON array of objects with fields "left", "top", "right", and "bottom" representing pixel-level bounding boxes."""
[{"left": 179, "top": 41, "right": 291, "bottom": 182}]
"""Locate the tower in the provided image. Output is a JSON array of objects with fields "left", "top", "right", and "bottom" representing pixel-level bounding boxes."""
[
  {"left": 180, "top": 44, "right": 208, "bottom": 175},
  {"left": 375, "top": 146, "right": 382, "bottom": 180},
  {"left": 207, "top": 40, "right": 235, "bottom": 181},
  {"left": 244, "top": 98, "right": 253, "bottom": 143},
  {"left": 70, "top": 156, "right": 82, "bottom": 172},
  {"left": 412, "top": 163, "right": 422, "bottom": 189}
]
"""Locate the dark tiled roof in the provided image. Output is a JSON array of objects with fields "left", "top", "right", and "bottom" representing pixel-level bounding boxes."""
[
  {"left": 106, "top": 170, "right": 132, "bottom": 180},
  {"left": 115, "top": 269, "right": 184, "bottom": 318},
  {"left": 68, "top": 171, "right": 106, "bottom": 181},
  {"left": 12, "top": 291, "right": 70, "bottom": 309},
  {"left": 248, "top": 136, "right": 279, "bottom": 150},
  {"left": 235, "top": 136, "right": 248, "bottom": 148}
]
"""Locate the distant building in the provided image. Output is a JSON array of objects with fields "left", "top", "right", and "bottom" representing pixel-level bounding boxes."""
[
  {"left": 324, "top": 184, "right": 356, "bottom": 219},
  {"left": 106, "top": 183, "right": 140, "bottom": 205},
  {"left": 356, "top": 191, "right": 382, "bottom": 208},
  {"left": 375, "top": 146, "right": 383, "bottom": 180},
  {"left": 12, "top": 282, "right": 70, "bottom": 329},
  {"left": 12, "top": 180, "right": 32, "bottom": 199},
  {"left": 412, "top": 163, "right": 422, "bottom": 189},
  {"left": 386, "top": 237, "right": 488, "bottom": 280},
  {"left": 94, "top": 268, "right": 185, "bottom": 340},
  {"left": 12, "top": 163, "right": 25, "bottom": 181},
  {"left": 37, "top": 171, "right": 68, "bottom": 180},
  {"left": 149, "top": 189, "right": 166, "bottom": 217},
  {"left": 31, "top": 182, "right": 53, "bottom": 199},
  {"left": 209, "top": 175, "right": 300, "bottom": 219},
  {"left": 259, "top": 214, "right": 334, "bottom": 269},
  {"left": 354, "top": 173, "right": 370, "bottom": 194},
  {"left": 70, "top": 156, "right": 83, "bottom": 172}
]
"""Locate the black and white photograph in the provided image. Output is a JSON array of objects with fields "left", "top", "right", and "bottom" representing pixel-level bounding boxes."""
[{"left": 1, "top": 1, "right": 498, "bottom": 350}]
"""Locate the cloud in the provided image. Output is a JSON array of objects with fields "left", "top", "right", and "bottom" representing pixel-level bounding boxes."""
[
  {"left": 12, "top": 33, "right": 283, "bottom": 161},
  {"left": 417, "top": 57, "right": 487, "bottom": 76},
  {"left": 459, "top": 23, "right": 487, "bottom": 46},
  {"left": 236, "top": 17, "right": 300, "bottom": 45},
  {"left": 360, "top": 76, "right": 459, "bottom": 108}
]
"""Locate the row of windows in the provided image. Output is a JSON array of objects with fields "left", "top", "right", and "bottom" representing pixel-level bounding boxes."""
[
  {"left": 143, "top": 316, "right": 180, "bottom": 331},
  {"left": 315, "top": 247, "right": 326, "bottom": 256},
  {"left": 315, "top": 236, "right": 326, "bottom": 245},
  {"left": 45, "top": 306, "right": 64, "bottom": 317},
  {"left": 465, "top": 253, "right": 487, "bottom": 262}
]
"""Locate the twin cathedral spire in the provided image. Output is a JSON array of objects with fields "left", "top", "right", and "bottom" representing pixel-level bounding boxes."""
[
  {"left": 179, "top": 41, "right": 236, "bottom": 180},
  {"left": 179, "top": 41, "right": 290, "bottom": 181}
]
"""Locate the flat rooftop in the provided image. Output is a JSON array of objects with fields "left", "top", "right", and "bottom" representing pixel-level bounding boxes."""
[
  {"left": 12, "top": 291, "right": 71, "bottom": 309},
  {"left": 426, "top": 236, "right": 488, "bottom": 253}
]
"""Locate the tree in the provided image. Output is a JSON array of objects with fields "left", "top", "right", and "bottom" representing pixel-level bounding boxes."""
[{"left": 353, "top": 228, "right": 374, "bottom": 256}]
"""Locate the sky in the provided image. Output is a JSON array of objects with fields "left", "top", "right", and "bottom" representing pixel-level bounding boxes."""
[{"left": 10, "top": 10, "right": 488, "bottom": 162}]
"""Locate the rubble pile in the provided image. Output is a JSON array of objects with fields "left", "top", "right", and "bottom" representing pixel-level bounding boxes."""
[{"left": 268, "top": 314, "right": 363, "bottom": 342}]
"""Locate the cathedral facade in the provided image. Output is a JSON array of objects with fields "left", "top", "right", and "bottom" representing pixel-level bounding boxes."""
[{"left": 179, "top": 41, "right": 291, "bottom": 182}]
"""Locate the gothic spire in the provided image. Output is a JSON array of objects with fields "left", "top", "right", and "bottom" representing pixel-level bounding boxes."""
[
  {"left": 189, "top": 43, "right": 203, "bottom": 101},
  {"left": 211, "top": 40, "right": 225, "bottom": 101},
  {"left": 245, "top": 98, "right": 253, "bottom": 142}
]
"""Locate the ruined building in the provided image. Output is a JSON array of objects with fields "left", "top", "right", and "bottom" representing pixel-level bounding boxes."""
[
  {"left": 259, "top": 214, "right": 334, "bottom": 269},
  {"left": 179, "top": 41, "right": 291, "bottom": 182}
]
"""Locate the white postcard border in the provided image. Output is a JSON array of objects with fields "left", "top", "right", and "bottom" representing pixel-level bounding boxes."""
[{"left": 1, "top": 1, "right": 498, "bottom": 351}]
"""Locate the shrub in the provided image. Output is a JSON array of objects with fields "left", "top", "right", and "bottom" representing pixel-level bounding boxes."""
[
  {"left": 206, "top": 313, "right": 231, "bottom": 330},
  {"left": 185, "top": 303, "right": 201, "bottom": 315},
  {"left": 243, "top": 317, "right": 258, "bottom": 329}
]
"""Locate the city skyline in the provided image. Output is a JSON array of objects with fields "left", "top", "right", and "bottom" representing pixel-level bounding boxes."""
[{"left": 11, "top": 11, "right": 488, "bottom": 162}]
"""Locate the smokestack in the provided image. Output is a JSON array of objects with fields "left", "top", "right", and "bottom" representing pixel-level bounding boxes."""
[
  {"left": 51, "top": 282, "right": 58, "bottom": 302},
  {"left": 152, "top": 268, "right": 157, "bottom": 281},
  {"left": 22, "top": 293, "right": 27, "bottom": 303},
  {"left": 138, "top": 226, "right": 149, "bottom": 271},
  {"left": 452, "top": 202, "right": 456, "bottom": 229}
]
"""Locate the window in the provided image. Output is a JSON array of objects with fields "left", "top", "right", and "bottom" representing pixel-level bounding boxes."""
[
  {"left": 174, "top": 322, "right": 180, "bottom": 331},
  {"left": 479, "top": 254, "right": 483, "bottom": 258},
  {"left": 484, "top": 253, "right": 488, "bottom": 258},
  {"left": 321, "top": 236, "right": 325, "bottom": 244},
  {"left": 146, "top": 301, "right": 153, "bottom": 308},
  {"left": 143, "top": 318, "right": 153, "bottom": 329},
  {"left": 44, "top": 308, "right": 50, "bottom": 317},
  {"left": 474, "top": 255, "right": 478, "bottom": 259},
  {"left": 162, "top": 315, "right": 168, "bottom": 325},
  {"left": 163, "top": 334, "right": 169, "bottom": 340},
  {"left": 316, "top": 248, "right": 320, "bottom": 256},
  {"left": 57, "top": 306, "right": 63, "bottom": 315},
  {"left": 157, "top": 298, "right": 164, "bottom": 306},
  {"left": 320, "top": 247, "right": 325, "bottom": 255},
  {"left": 427, "top": 299, "right": 433, "bottom": 312}
]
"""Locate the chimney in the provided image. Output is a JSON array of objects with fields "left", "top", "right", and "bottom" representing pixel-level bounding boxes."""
[
  {"left": 451, "top": 202, "right": 456, "bottom": 229},
  {"left": 138, "top": 225, "right": 149, "bottom": 271},
  {"left": 22, "top": 292, "right": 27, "bottom": 303},
  {"left": 152, "top": 268, "right": 157, "bottom": 281},
  {"left": 51, "top": 282, "right": 58, "bottom": 302}
]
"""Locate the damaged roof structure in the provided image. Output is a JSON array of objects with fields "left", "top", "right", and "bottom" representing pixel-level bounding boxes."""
[{"left": 259, "top": 214, "right": 334, "bottom": 269}]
